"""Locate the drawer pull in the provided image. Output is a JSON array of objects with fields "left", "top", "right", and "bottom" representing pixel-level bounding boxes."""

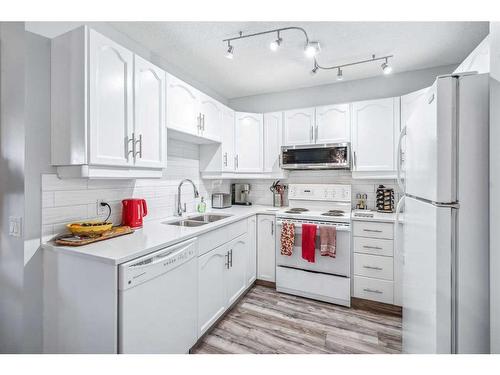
[
  {"left": 363, "top": 245, "right": 382, "bottom": 250},
  {"left": 363, "top": 265, "right": 383, "bottom": 270},
  {"left": 363, "top": 229, "right": 382, "bottom": 233},
  {"left": 363, "top": 288, "right": 383, "bottom": 294}
]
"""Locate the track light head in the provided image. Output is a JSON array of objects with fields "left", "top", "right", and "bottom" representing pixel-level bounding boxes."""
[
  {"left": 225, "top": 44, "right": 234, "bottom": 59},
  {"left": 310, "top": 64, "right": 319, "bottom": 75},
  {"left": 381, "top": 58, "right": 392, "bottom": 74},
  {"left": 304, "top": 41, "right": 320, "bottom": 58},
  {"left": 337, "top": 68, "right": 343, "bottom": 81}
]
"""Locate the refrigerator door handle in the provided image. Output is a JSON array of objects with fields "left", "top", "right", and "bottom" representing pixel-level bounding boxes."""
[
  {"left": 394, "top": 195, "right": 405, "bottom": 265},
  {"left": 397, "top": 125, "right": 407, "bottom": 193}
]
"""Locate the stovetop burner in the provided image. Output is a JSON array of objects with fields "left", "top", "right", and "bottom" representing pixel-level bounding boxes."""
[
  {"left": 287, "top": 208, "right": 309, "bottom": 212},
  {"left": 285, "top": 210, "right": 302, "bottom": 214},
  {"left": 321, "top": 210, "right": 345, "bottom": 217}
]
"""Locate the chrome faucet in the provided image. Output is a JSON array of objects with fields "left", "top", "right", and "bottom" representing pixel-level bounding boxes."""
[{"left": 177, "top": 179, "right": 200, "bottom": 216}]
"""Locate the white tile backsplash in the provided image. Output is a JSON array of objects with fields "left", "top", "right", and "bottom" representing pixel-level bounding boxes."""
[{"left": 41, "top": 139, "right": 230, "bottom": 240}]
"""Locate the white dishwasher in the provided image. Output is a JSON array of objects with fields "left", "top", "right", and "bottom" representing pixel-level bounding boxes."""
[{"left": 118, "top": 238, "right": 198, "bottom": 354}]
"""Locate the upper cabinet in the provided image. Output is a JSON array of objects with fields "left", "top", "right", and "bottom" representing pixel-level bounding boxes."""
[
  {"left": 51, "top": 27, "right": 165, "bottom": 178},
  {"left": 263, "top": 112, "right": 283, "bottom": 173},
  {"left": 351, "top": 97, "right": 400, "bottom": 177},
  {"left": 315, "top": 104, "right": 350, "bottom": 143},
  {"left": 283, "top": 108, "right": 315, "bottom": 145},
  {"left": 234, "top": 112, "right": 264, "bottom": 173},
  {"left": 453, "top": 35, "right": 490, "bottom": 75},
  {"left": 221, "top": 106, "right": 236, "bottom": 172},
  {"left": 199, "top": 93, "right": 223, "bottom": 140}
]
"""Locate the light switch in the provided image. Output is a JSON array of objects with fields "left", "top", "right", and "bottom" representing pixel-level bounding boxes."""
[{"left": 8, "top": 216, "right": 22, "bottom": 237}]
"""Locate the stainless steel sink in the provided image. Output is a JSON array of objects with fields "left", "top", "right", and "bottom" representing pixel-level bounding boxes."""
[
  {"left": 165, "top": 220, "right": 206, "bottom": 227},
  {"left": 187, "top": 214, "right": 232, "bottom": 223}
]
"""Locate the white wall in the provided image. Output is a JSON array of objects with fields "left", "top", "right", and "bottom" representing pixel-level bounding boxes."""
[
  {"left": 229, "top": 64, "right": 456, "bottom": 113},
  {"left": 0, "top": 22, "right": 26, "bottom": 353},
  {"left": 490, "top": 22, "right": 500, "bottom": 354}
]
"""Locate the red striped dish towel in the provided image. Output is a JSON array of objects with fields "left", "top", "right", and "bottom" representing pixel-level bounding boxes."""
[
  {"left": 319, "top": 226, "right": 336, "bottom": 258},
  {"left": 301, "top": 223, "right": 317, "bottom": 263}
]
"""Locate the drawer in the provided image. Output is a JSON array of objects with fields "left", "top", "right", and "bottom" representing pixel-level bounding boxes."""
[
  {"left": 354, "top": 276, "right": 394, "bottom": 304},
  {"left": 353, "top": 221, "right": 394, "bottom": 239},
  {"left": 353, "top": 237, "right": 393, "bottom": 257},
  {"left": 354, "top": 253, "right": 393, "bottom": 280},
  {"left": 198, "top": 219, "right": 247, "bottom": 256}
]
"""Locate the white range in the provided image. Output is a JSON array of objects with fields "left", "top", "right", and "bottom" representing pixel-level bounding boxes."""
[{"left": 275, "top": 183, "right": 352, "bottom": 307}]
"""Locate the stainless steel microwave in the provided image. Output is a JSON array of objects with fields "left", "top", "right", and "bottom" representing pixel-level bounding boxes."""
[{"left": 280, "top": 143, "right": 351, "bottom": 170}]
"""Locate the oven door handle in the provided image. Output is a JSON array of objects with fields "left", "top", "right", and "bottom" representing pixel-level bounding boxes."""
[{"left": 276, "top": 222, "right": 351, "bottom": 232}]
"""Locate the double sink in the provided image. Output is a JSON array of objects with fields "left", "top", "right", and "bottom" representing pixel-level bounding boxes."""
[{"left": 164, "top": 213, "right": 232, "bottom": 227}]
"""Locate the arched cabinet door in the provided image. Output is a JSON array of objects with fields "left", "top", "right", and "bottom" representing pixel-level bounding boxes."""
[
  {"left": 315, "top": 104, "right": 350, "bottom": 144},
  {"left": 133, "top": 55, "right": 166, "bottom": 168},
  {"left": 263, "top": 112, "right": 283, "bottom": 173},
  {"left": 283, "top": 108, "right": 315, "bottom": 146},
  {"left": 226, "top": 234, "right": 249, "bottom": 306},
  {"left": 89, "top": 29, "right": 134, "bottom": 166},
  {"left": 198, "top": 245, "right": 227, "bottom": 336},
  {"left": 166, "top": 73, "right": 200, "bottom": 135},
  {"left": 199, "top": 93, "right": 223, "bottom": 140},
  {"left": 351, "top": 97, "right": 398, "bottom": 172},
  {"left": 234, "top": 112, "right": 263, "bottom": 172},
  {"left": 257, "top": 215, "right": 276, "bottom": 282}
]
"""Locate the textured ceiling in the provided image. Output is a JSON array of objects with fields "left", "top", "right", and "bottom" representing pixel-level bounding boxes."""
[{"left": 27, "top": 21, "right": 489, "bottom": 99}]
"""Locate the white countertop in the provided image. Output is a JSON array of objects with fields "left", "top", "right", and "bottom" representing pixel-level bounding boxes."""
[{"left": 43, "top": 205, "right": 281, "bottom": 266}]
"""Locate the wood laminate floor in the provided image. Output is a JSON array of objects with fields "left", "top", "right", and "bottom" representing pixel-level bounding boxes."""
[{"left": 192, "top": 285, "right": 402, "bottom": 354}]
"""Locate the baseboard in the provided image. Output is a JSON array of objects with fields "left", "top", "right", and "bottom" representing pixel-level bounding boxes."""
[
  {"left": 255, "top": 279, "right": 276, "bottom": 288},
  {"left": 351, "top": 297, "right": 402, "bottom": 317}
]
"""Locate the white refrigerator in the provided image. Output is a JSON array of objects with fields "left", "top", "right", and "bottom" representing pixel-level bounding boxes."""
[{"left": 396, "top": 73, "right": 490, "bottom": 353}]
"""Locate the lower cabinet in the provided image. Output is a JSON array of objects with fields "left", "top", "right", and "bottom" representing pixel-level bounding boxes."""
[
  {"left": 257, "top": 214, "right": 276, "bottom": 282},
  {"left": 247, "top": 216, "right": 257, "bottom": 286},
  {"left": 197, "top": 231, "right": 251, "bottom": 337}
]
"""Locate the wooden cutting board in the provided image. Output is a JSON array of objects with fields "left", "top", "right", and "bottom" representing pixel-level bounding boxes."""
[{"left": 54, "top": 226, "right": 133, "bottom": 247}]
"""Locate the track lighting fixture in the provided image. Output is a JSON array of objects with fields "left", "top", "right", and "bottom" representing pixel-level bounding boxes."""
[
  {"left": 225, "top": 42, "right": 234, "bottom": 59},
  {"left": 381, "top": 58, "right": 392, "bottom": 74},
  {"left": 270, "top": 31, "right": 282, "bottom": 51},
  {"left": 304, "top": 41, "right": 320, "bottom": 58},
  {"left": 222, "top": 27, "right": 394, "bottom": 79},
  {"left": 336, "top": 68, "right": 343, "bottom": 81}
]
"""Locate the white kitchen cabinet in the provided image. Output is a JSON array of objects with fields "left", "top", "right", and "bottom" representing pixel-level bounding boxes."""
[
  {"left": 221, "top": 107, "right": 236, "bottom": 172},
  {"left": 166, "top": 73, "right": 201, "bottom": 136},
  {"left": 257, "top": 214, "right": 276, "bottom": 282},
  {"left": 198, "top": 244, "right": 228, "bottom": 336},
  {"left": 453, "top": 35, "right": 490, "bottom": 75},
  {"left": 234, "top": 112, "right": 264, "bottom": 172},
  {"left": 199, "top": 93, "right": 223, "bottom": 140},
  {"left": 351, "top": 97, "right": 399, "bottom": 176},
  {"left": 247, "top": 216, "right": 257, "bottom": 286},
  {"left": 51, "top": 26, "right": 163, "bottom": 178},
  {"left": 226, "top": 234, "right": 249, "bottom": 306},
  {"left": 283, "top": 107, "right": 315, "bottom": 145},
  {"left": 88, "top": 29, "right": 134, "bottom": 167},
  {"left": 133, "top": 55, "right": 166, "bottom": 168},
  {"left": 263, "top": 112, "right": 283, "bottom": 173},
  {"left": 315, "top": 104, "right": 350, "bottom": 143}
]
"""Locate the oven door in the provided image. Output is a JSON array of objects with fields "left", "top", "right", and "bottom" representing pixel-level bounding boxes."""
[
  {"left": 280, "top": 143, "right": 350, "bottom": 170},
  {"left": 275, "top": 219, "right": 351, "bottom": 277}
]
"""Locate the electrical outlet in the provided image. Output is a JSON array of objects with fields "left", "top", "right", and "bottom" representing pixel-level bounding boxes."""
[
  {"left": 9, "top": 216, "right": 22, "bottom": 237},
  {"left": 96, "top": 200, "right": 108, "bottom": 216}
]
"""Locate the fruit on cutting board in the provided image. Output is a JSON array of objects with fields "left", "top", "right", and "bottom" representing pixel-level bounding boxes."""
[{"left": 67, "top": 221, "right": 113, "bottom": 236}]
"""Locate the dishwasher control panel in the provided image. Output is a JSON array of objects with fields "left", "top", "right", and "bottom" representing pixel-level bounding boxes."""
[{"left": 118, "top": 238, "right": 198, "bottom": 290}]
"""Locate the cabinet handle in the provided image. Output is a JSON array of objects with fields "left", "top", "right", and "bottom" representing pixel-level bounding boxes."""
[
  {"left": 310, "top": 126, "right": 313, "bottom": 142},
  {"left": 314, "top": 125, "right": 318, "bottom": 143},
  {"left": 353, "top": 151, "right": 357, "bottom": 168},
  {"left": 225, "top": 252, "right": 230, "bottom": 269},
  {"left": 224, "top": 152, "right": 228, "bottom": 167},
  {"left": 363, "top": 288, "right": 383, "bottom": 294},
  {"left": 363, "top": 265, "right": 383, "bottom": 271},
  {"left": 229, "top": 249, "right": 233, "bottom": 268},
  {"left": 197, "top": 113, "right": 202, "bottom": 133},
  {"left": 126, "top": 133, "right": 135, "bottom": 159},
  {"left": 235, "top": 155, "right": 239, "bottom": 169},
  {"left": 271, "top": 221, "right": 274, "bottom": 235},
  {"left": 202, "top": 114, "right": 206, "bottom": 131},
  {"left": 134, "top": 134, "right": 142, "bottom": 159},
  {"left": 363, "top": 245, "right": 383, "bottom": 250},
  {"left": 363, "top": 229, "right": 382, "bottom": 233}
]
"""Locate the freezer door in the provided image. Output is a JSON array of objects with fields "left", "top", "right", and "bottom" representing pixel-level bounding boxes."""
[
  {"left": 405, "top": 76, "right": 457, "bottom": 203},
  {"left": 402, "top": 196, "right": 454, "bottom": 354}
]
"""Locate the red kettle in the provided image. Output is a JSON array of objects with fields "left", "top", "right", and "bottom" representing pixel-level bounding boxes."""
[{"left": 122, "top": 198, "right": 148, "bottom": 229}]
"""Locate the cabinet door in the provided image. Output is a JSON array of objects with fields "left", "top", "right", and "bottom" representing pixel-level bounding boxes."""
[
  {"left": 283, "top": 108, "right": 315, "bottom": 145},
  {"left": 221, "top": 107, "right": 235, "bottom": 172},
  {"left": 133, "top": 55, "right": 166, "bottom": 168},
  {"left": 199, "top": 93, "right": 222, "bottom": 140},
  {"left": 234, "top": 112, "right": 263, "bottom": 173},
  {"left": 89, "top": 29, "right": 134, "bottom": 166},
  {"left": 315, "top": 104, "right": 350, "bottom": 143},
  {"left": 226, "top": 234, "right": 249, "bottom": 306},
  {"left": 257, "top": 215, "right": 276, "bottom": 282},
  {"left": 263, "top": 112, "right": 283, "bottom": 173},
  {"left": 400, "top": 88, "right": 427, "bottom": 172},
  {"left": 166, "top": 73, "right": 200, "bottom": 135},
  {"left": 351, "top": 97, "right": 397, "bottom": 172},
  {"left": 247, "top": 216, "right": 257, "bottom": 286},
  {"left": 198, "top": 244, "right": 227, "bottom": 336}
]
